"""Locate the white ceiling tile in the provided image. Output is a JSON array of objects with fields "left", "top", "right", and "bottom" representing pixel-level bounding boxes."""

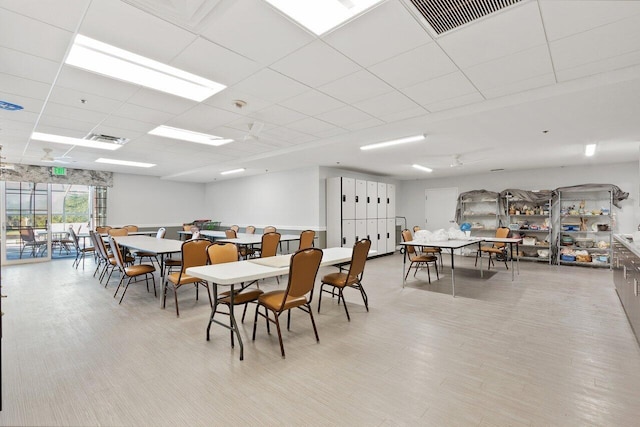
[
  {"left": 540, "top": 0, "right": 640, "bottom": 42},
  {"left": 171, "top": 37, "right": 261, "bottom": 87},
  {"left": 35, "top": 121, "right": 93, "bottom": 137},
  {"left": 79, "top": 0, "right": 196, "bottom": 63},
  {"left": 369, "top": 42, "right": 459, "bottom": 89},
  {"left": 199, "top": 0, "right": 314, "bottom": 65},
  {"left": 98, "top": 115, "right": 155, "bottom": 134},
  {"left": 168, "top": 103, "right": 244, "bottom": 132},
  {"left": 464, "top": 45, "right": 554, "bottom": 93},
  {"left": 113, "top": 103, "right": 174, "bottom": 125},
  {"left": 270, "top": 40, "right": 361, "bottom": 87},
  {"left": 343, "top": 117, "right": 384, "bottom": 131},
  {"left": 0, "top": 73, "right": 51, "bottom": 100},
  {"left": 249, "top": 105, "right": 307, "bottom": 126},
  {"left": 0, "top": 108, "right": 38, "bottom": 127},
  {"left": 316, "top": 105, "right": 374, "bottom": 127},
  {"left": 353, "top": 91, "right": 423, "bottom": 118},
  {"left": 127, "top": 88, "right": 198, "bottom": 115},
  {"left": 223, "top": 119, "right": 278, "bottom": 135},
  {"left": 203, "top": 88, "right": 274, "bottom": 115},
  {"left": 438, "top": 2, "right": 546, "bottom": 69},
  {"left": 48, "top": 86, "right": 124, "bottom": 114},
  {"left": 378, "top": 106, "right": 428, "bottom": 124},
  {"left": 278, "top": 90, "right": 345, "bottom": 117},
  {"left": 550, "top": 14, "right": 640, "bottom": 72},
  {"left": 232, "top": 68, "right": 309, "bottom": 103},
  {"left": 314, "top": 127, "right": 349, "bottom": 139},
  {"left": 318, "top": 70, "right": 394, "bottom": 104},
  {"left": 402, "top": 72, "right": 479, "bottom": 107},
  {"left": 481, "top": 74, "right": 556, "bottom": 99},
  {"left": 56, "top": 66, "right": 139, "bottom": 101},
  {"left": 261, "top": 127, "right": 316, "bottom": 144},
  {"left": 424, "top": 92, "right": 485, "bottom": 113},
  {"left": 324, "top": 0, "right": 430, "bottom": 67},
  {"left": 287, "top": 117, "right": 337, "bottom": 135},
  {"left": 43, "top": 102, "right": 109, "bottom": 125},
  {"left": 0, "top": 0, "right": 89, "bottom": 32},
  {"left": 0, "top": 9, "right": 72, "bottom": 61},
  {"left": 0, "top": 90, "right": 45, "bottom": 114},
  {"left": 555, "top": 50, "right": 640, "bottom": 83},
  {"left": 0, "top": 47, "right": 59, "bottom": 84}
]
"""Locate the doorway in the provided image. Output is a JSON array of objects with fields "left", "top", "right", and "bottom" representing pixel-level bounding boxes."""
[{"left": 424, "top": 187, "right": 459, "bottom": 230}]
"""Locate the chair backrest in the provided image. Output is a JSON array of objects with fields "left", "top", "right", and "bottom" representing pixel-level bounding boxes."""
[
  {"left": 190, "top": 226, "right": 200, "bottom": 239},
  {"left": 245, "top": 225, "right": 256, "bottom": 234},
  {"left": 89, "top": 231, "right": 107, "bottom": 261},
  {"left": 263, "top": 226, "right": 276, "bottom": 233},
  {"left": 347, "top": 239, "right": 371, "bottom": 282},
  {"left": 108, "top": 228, "right": 128, "bottom": 236},
  {"left": 207, "top": 242, "right": 239, "bottom": 265},
  {"left": 156, "top": 227, "right": 166, "bottom": 239},
  {"left": 494, "top": 227, "right": 510, "bottom": 249},
  {"left": 96, "top": 226, "right": 111, "bottom": 234},
  {"left": 401, "top": 229, "right": 417, "bottom": 255},
  {"left": 230, "top": 225, "right": 239, "bottom": 233},
  {"left": 261, "top": 232, "right": 281, "bottom": 258},
  {"left": 183, "top": 224, "right": 193, "bottom": 232},
  {"left": 123, "top": 225, "right": 138, "bottom": 232},
  {"left": 20, "top": 226, "right": 36, "bottom": 243},
  {"left": 108, "top": 236, "right": 127, "bottom": 271},
  {"left": 280, "top": 248, "right": 323, "bottom": 307},
  {"left": 298, "top": 230, "right": 315, "bottom": 250},
  {"left": 413, "top": 225, "right": 421, "bottom": 233},
  {"left": 68, "top": 227, "right": 81, "bottom": 251},
  {"left": 180, "top": 239, "right": 210, "bottom": 273},
  {"left": 225, "top": 229, "right": 237, "bottom": 239}
]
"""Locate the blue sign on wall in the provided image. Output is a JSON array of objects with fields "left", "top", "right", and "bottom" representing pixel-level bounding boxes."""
[{"left": 0, "top": 101, "right": 24, "bottom": 111}]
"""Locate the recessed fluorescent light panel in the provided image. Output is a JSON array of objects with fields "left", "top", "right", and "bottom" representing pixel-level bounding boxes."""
[
  {"left": 220, "top": 168, "right": 245, "bottom": 175},
  {"left": 31, "top": 132, "right": 121, "bottom": 150},
  {"left": 65, "top": 35, "right": 226, "bottom": 102},
  {"left": 412, "top": 164, "right": 433, "bottom": 173},
  {"left": 585, "top": 144, "right": 596, "bottom": 157},
  {"left": 361, "top": 134, "right": 426, "bottom": 151},
  {"left": 265, "top": 0, "right": 384, "bottom": 35},
  {"left": 148, "top": 126, "right": 233, "bottom": 146},
  {"left": 95, "top": 158, "right": 155, "bottom": 168}
]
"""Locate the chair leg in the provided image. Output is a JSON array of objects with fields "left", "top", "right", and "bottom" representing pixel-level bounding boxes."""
[
  {"left": 274, "top": 313, "right": 285, "bottom": 358},
  {"left": 358, "top": 285, "right": 369, "bottom": 311},
  {"left": 174, "top": 285, "right": 180, "bottom": 317},
  {"left": 119, "top": 277, "right": 133, "bottom": 304},
  {"left": 162, "top": 280, "right": 168, "bottom": 309},
  {"left": 252, "top": 304, "right": 260, "bottom": 341},
  {"left": 426, "top": 263, "right": 431, "bottom": 283},
  {"left": 340, "top": 289, "right": 350, "bottom": 321},
  {"left": 435, "top": 261, "right": 439, "bottom": 280},
  {"left": 317, "top": 283, "right": 325, "bottom": 313},
  {"left": 475, "top": 250, "right": 480, "bottom": 267},
  {"left": 307, "top": 304, "right": 320, "bottom": 343}
]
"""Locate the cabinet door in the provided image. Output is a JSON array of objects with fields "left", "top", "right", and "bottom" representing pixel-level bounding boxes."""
[
  {"left": 367, "top": 181, "right": 377, "bottom": 219},
  {"left": 386, "top": 183, "right": 396, "bottom": 218},
  {"left": 342, "top": 219, "right": 356, "bottom": 248},
  {"left": 377, "top": 219, "right": 386, "bottom": 253},
  {"left": 367, "top": 219, "right": 378, "bottom": 253},
  {"left": 355, "top": 219, "right": 367, "bottom": 243},
  {"left": 355, "top": 179, "right": 367, "bottom": 219},
  {"left": 342, "top": 177, "right": 356, "bottom": 220},
  {"left": 386, "top": 218, "right": 395, "bottom": 254},
  {"left": 377, "top": 183, "right": 387, "bottom": 219}
]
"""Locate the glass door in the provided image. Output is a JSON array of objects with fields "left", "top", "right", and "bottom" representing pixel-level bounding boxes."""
[
  {"left": 50, "top": 184, "right": 92, "bottom": 260},
  {"left": 2, "top": 181, "right": 51, "bottom": 264}
]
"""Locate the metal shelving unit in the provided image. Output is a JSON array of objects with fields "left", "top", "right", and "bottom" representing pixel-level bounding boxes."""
[{"left": 505, "top": 196, "right": 552, "bottom": 264}]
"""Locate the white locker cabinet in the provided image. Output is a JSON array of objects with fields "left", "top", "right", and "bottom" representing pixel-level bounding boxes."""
[
  {"left": 386, "top": 184, "right": 396, "bottom": 218},
  {"left": 342, "top": 219, "right": 356, "bottom": 248},
  {"left": 355, "top": 219, "right": 367, "bottom": 243},
  {"left": 342, "top": 177, "right": 356, "bottom": 220},
  {"left": 377, "top": 183, "right": 387, "bottom": 219},
  {"left": 377, "top": 219, "right": 386, "bottom": 253},
  {"left": 355, "top": 179, "right": 367, "bottom": 219},
  {"left": 327, "top": 176, "right": 396, "bottom": 255},
  {"left": 386, "top": 218, "right": 395, "bottom": 253},
  {"left": 367, "top": 219, "right": 378, "bottom": 253},
  {"left": 367, "top": 181, "right": 377, "bottom": 219}
]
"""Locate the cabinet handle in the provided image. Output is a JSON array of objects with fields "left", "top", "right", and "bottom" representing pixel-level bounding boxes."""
[
  {"left": 355, "top": 196, "right": 359, "bottom": 202},
  {"left": 377, "top": 233, "right": 380, "bottom": 240},
  {"left": 387, "top": 232, "right": 389, "bottom": 238},
  {"left": 342, "top": 237, "right": 346, "bottom": 245},
  {"left": 342, "top": 195, "right": 346, "bottom": 202},
  {"left": 387, "top": 197, "right": 390, "bottom": 204},
  {"left": 377, "top": 197, "right": 380, "bottom": 203},
  {"left": 367, "top": 197, "right": 370, "bottom": 203}
]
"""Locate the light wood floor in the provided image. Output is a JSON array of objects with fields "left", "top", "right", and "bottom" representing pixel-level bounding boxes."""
[{"left": 1, "top": 253, "right": 639, "bottom": 426}]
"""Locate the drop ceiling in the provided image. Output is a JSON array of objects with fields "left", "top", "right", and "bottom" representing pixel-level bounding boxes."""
[{"left": 1, "top": 0, "right": 640, "bottom": 183}]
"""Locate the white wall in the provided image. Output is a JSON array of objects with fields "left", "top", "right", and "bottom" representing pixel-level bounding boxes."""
[
  {"left": 397, "top": 161, "right": 638, "bottom": 233},
  {"left": 107, "top": 173, "right": 207, "bottom": 227},
  {"left": 204, "top": 167, "right": 320, "bottom": 230}
]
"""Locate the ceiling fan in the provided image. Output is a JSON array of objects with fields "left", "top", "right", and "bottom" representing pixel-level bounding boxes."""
[
  {"left": 41, "top": 148, "right": 75, "bottom": 164},
  {"left": 426, "top": 153, "right": 489, "bottom": 169},
  {"left": 243, "top": 121, "right": 265, "bottom": 142}
]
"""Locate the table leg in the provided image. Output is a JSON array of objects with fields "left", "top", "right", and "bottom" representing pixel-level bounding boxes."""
[
  {"left": 450, "top": 249, "right": 456, "bottom": 297},
  {"left": 479, "top": 242, "right": 483, "bottom": 278},
  {"left": 402, "top": 246, "right": 407, "bottom": 288},
  {"left": 510, "top": 242, "right": 515, "bottom": 281},
  {"left": 229, "top": 286, "right": 243, "bottom": 361},
  {"left": 516, "top": 243, "right": 520, "bottom": 276},
  {"left": 206, "top": 284, "right": 243, "bottom": 361}
]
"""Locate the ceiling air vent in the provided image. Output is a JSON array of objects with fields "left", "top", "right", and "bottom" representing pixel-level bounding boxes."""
[
  {"left": 409, "top": 0, "right": 523, "bottom": 35},
  {"left": 86, "top": 133, "right": 130, "bottom": 146}
]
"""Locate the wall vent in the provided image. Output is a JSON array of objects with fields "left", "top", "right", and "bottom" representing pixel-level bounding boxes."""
[
  {"left": 86, "top": 133, "right": 130, "bottom": 146},
  {"left": 409, "top": 0, "right": 523, "bottom": 35}
]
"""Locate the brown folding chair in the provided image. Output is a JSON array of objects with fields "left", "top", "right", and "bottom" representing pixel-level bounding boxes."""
[
  {"left": 318, "top": 239, "right": 371, "bottom": 321},
  {"left": 298, "top": 230, "right": 315, "bottom": 250},
  {"left": 69, "top": 227, "right": 95, "bottom": 269},
  {"left": 245, "top": 225, "right": 256, "bottom": 234},
  {"left": 109, "top": 236, "right": 156, "bottom": 304},
  {"left": 476, "top": 227, "right": 510, "bottom": 270},
  {"left": 162, "top": 239, "right": 212, "bottom": 317},
  {"left": 108, "top": 228, "right": 128, "bottom": 236},
  {"left": 401, "top": 229, "right": 439, "bottom": 282},
  {"left": 252, "top": 248, "right": 323, "bottom": 358}
]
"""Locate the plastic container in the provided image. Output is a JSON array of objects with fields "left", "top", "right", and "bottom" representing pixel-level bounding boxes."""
[{"left": 561, "top": 254, "right": 576, "bottom": 262}]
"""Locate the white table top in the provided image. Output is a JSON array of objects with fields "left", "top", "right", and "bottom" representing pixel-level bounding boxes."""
[
  {"left": 217, "top": 234, "right": 302, "bottom": 245},
  {"left": 482, "top": 237, "right": 523, "bottom": 243},
  {"left": 400, "top": 239, "right": 483, "bottom": 249},
  {"left": 187, "top": 247, "right": 354, "bottom": 285},
  {"left": 111, "top": 235, "right": 183, "bottom": 254}
]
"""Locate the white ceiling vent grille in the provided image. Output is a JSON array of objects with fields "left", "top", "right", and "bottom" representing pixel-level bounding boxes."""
[
  {"left": 409, "top": 0, "right": 523, "bottom": 35},
  {"left": 87, "top": 133, "right": 130, "bottom": 146}
]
